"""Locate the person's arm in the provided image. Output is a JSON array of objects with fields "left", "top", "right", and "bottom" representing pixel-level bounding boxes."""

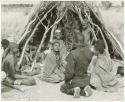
[
  {"left": 14, "top": 74, "right": 29, "bottom": 79},
  {"left": 87, "top": 56, "right": 97, "bottom": 74},
  {"left": 8, "top": 58, "right": 29, "bottom": 79},
  {"left": 64, "top": 53, "right": 75, "bottom": 83}
]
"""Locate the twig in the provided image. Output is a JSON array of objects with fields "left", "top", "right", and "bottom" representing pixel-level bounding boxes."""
[
  {"left": 91, "top": 29, "right": 99, "bottom": 45},
  {"left": 35, "top": 14, "right": 47, "bottom": 29}
]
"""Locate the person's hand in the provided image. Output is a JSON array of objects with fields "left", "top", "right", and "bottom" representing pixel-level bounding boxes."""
[
  {"left": 44, "top": 49, "right": 51, "bottom": 54},
  {"left": 87, "top": 65, "right": 93, "bottom": 74},
  {"left": 1, "top": 71, "right": 6, "bottom": 82}
]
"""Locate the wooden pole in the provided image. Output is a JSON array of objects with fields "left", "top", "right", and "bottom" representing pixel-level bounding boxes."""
[
  {"left": 2, "top": 82, "right": 24, "bottom": 92},
  {"left": 17, "top": 18, "right": 36, "bottom": 44},
  {"left": 50, "top": 25, "right": 56, "bottom": 42}
]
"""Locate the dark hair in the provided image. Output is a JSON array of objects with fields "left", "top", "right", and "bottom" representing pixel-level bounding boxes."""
[
  {"left": 95, "top": 40, "right": 105, "bottom": 54},
  {"left": 4, "top": 43, "right": 19, "bottom": 56},
  {"left": 8, "top": 43, "right": 19, "bottom": 53},
  {"left": 1, "top": 39, "right": 9, "bottom": 46}
]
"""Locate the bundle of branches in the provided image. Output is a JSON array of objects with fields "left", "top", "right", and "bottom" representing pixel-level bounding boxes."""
[{"left": 17, "top": 1, "right": 124, "bottom": 70}]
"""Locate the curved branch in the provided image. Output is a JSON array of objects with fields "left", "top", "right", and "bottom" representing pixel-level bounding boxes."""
[
  {"left": 18, "top": 21, "right": 41, "bottom": 67},
  {"left": 91, "top": 29, "right": 99, "bottom": 44},
  {"left": 17, "top": 18, "right": 36, "bottom": 44},
  {"left": 50, "top": 9, "right": 67, "bottom": 28}
]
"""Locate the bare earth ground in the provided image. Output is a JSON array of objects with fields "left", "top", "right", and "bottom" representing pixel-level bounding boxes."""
[
  {"left": 1, "top": 76, "right": 124, "bottom": 101},
  {"left": 1, "top": 5, "right": 124, "bottom": 101}
]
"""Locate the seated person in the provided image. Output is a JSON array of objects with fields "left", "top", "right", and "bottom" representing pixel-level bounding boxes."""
[
  {"left": 88, "top": 40, "right": 119, "bottom": 92},
  {"left": 53, "top": 29, "right": 68, "bottom": 59},
  {"left": 1, "top": 39, "right": 10, "bottom": 70},
  {"left": 2, "top": 43, "right": 36, "bottom": 86},
  {"left": 1, "top": 39, "right": 10, "bottom": 60},
  {"left": 1, "top": 39, "right": 10, "bottom": 50},
  {"left": 60, "top": 33, "right": 93, "bottom": 98},
  {"left": 1, "top": 39, "right": 19, "bottom": 59},
  {"left": 39, "top": 41, "right": 66, "bottom": 83}
]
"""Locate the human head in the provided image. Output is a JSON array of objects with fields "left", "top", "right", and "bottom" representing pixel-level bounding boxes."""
[
  {"left": 94, "top": 40, "right": 105, "bottom": 55},
  {"left": 82, "top": 19, "right": 90, "bottom": 30},
  {"left": 72, "top": 30, "right": 84, "bottom": 49},
  {"left": 51, "top": 41, "right": 60, "bottom": 52},
  {"left": 55, "top": 29, "right": 62, "bottom": 40},
  {"left": 9, "top": 43, "right": 20, "bottom": 57},
  {"left": 75, "top": 30, "right": 84, "bottom": 45},
  {"left": 1, "top": 39, "right": 10, "bottom": 50}
]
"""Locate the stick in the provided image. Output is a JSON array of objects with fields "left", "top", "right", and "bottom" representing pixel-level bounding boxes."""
[
  {"left": 50, "top": 25, "right": 56, "bottom": 42},
  {"left": 2, "top": 82, "right": 25, "bottom": 92},
  {"left": 17, "top": 18, "right": 36, "bottom": 44},
  {"left": 91, "top": 30, "right": 98, "bottom": 45}
]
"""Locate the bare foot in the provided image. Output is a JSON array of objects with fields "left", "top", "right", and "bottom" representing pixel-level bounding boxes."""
[
  {"left": 84, "top": 85, "right": 93, "bottom": 97},
  {"left": 74, "top": 87, "right": 81, "bottom": 98}
]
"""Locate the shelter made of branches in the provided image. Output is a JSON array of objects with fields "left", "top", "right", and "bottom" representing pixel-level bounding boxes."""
[{"left": 17, "top": 1, "right": 124, "bottom": 69}]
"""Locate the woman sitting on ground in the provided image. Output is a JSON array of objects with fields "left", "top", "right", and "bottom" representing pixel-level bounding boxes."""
[
  {"left": 39, "top": 41, "right": 66, "bottom": 83},
  {"left": 88, "top": 40, "right": 119, "bottom": 92},
  {"left": 2, "top": 43, "right": 36, "bottom": 86}
]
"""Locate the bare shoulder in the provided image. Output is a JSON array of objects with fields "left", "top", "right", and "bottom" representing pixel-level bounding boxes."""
[{"left": 5, "top": 54, "right": 14, "bottom": 62}]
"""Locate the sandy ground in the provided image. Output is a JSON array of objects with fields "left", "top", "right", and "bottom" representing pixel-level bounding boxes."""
[{"left": 1, "top": 76, "right": 124, "bottom": 101}]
